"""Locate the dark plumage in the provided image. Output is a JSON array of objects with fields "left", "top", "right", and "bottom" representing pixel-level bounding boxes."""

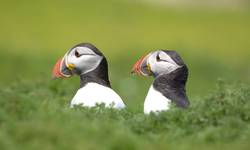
[
  {"left": 80, "top": 57, "right": 111, "bottom": 88},
  {"left": 153, "top": 65, "right": 189, "bottom": 108}
]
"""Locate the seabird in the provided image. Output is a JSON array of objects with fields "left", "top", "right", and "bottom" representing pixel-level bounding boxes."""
[
  {"left": 131, "top": 50, "right": 189, "bottom": 114},
  {"left": 52, "top": 43, "right": 125, "bottom": 109}
]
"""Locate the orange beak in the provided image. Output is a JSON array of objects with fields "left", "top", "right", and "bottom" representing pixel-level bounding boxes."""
[
  {"left": 131, "top": 54, "right": 152, "bottom": 76},
  {"left": 52, "top": 57, "right": 73, "bottom": 79},
  {"left": 131, "top": 55, "right": 146, "bottom": 75},
  {"left": 52, "top": 58, "right": 64, "bottom": 79}
]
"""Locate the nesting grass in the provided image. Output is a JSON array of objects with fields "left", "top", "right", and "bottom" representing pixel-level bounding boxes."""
[{"left": 0, "top": 79, "right": 249, "bottom": 150}]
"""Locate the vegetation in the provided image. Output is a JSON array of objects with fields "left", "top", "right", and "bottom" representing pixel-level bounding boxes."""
[
  {"left": 0, "top": 80, "right": 250, "bottom": 150},
  {"left": 0, "top": 0, "right": 249, "bottom": 149}
]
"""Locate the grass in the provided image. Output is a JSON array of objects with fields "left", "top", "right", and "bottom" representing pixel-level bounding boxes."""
[
  {"left": 0, "top": 79, "right": 250, "bottom": 150},
  {"left": 0, "top": 0, "right": 250, "bottom": 149},
  {"left": 1, "top": 0, "right": 250, "bottom": 96}
]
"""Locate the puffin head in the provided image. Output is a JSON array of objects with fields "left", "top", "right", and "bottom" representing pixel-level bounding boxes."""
[
  {"left": 132, "top": 50, "right": 189, "bottom": 108},
  {"left": 52, "top": 43, "right": 104, "bottom": 79},
  {"left": 131, "top": 50, "right": 186, "bottom": 77}
]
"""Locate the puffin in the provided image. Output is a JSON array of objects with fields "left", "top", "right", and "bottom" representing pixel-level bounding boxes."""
[
  {"left": 131, "top": 50, "right": 189, "bottom": 114},
  {"left": 52, "top": 43, "right": 126, "bottom": 109}
]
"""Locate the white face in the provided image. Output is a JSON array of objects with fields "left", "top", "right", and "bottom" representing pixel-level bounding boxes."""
[
  {"left": 147, "top": 51, "right": 181, "bottom": 76},
  {"left": 65, "top": 46, "right": 103, "bottom": 75}
]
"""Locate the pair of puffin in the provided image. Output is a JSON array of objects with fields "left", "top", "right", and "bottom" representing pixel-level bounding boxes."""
[{"left": 52, "top": 43, "right": 189, "bottom": 114}]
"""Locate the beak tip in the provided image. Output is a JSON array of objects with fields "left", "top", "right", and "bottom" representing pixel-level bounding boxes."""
[
  {"left": 131, "top": 70, "right": 138, "bottom": 75},
  {"left": 51, "top": 75, "right": 57, "bottom": 80}
]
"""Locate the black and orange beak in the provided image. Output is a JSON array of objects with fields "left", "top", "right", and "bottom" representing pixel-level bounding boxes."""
[
  {"left": 131, "top": 54, "right": 152, "bottom": 76},
  {"left": 52, "top": 56, "right": 74, "bottom": 79}
]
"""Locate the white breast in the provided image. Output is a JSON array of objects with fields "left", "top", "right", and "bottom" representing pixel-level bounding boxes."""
[
  {"left": 70, "top": 83, "right": 125, "bottom": 109},
  {"left": 144, "top": 85, "right": 171, "bottom": 114}
]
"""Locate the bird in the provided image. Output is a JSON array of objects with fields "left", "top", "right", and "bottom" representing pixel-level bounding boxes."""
[
  {"left": 52, "top": 43, "right": 125, "bottom": 109},
  {"left": 131, "top": 50, "right": 189, "bottom": 114}
]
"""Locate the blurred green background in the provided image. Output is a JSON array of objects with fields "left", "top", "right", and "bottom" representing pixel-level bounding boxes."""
[
  {"left": 0, "top": 0, "right": 250, "bottom": 149},
  {"left": 1, "top": 0, "right": 249, "bottom": 109}
]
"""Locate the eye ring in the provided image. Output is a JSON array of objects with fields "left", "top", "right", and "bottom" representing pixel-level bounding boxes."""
[
  {"left": 156, "top": 54, "right": 161, "bottom": 62},
  {"left": 75, "top": 50, "right": 80, "bottom": 58}
]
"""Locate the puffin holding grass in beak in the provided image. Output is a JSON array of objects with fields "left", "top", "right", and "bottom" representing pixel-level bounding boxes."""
[
  {"left": 131, "top": 50, "right": 189, "bottom": 114},
  {"left": 52, "top": 43, "right": 125, "bottom": 109}
]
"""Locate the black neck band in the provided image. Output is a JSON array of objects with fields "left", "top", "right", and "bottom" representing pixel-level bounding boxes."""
[
  {"left": 153, "top": 65, "right": 189, "bottom": 108},
  {"left": 79, "top": 58, "right": 111, "bottom": 88}
]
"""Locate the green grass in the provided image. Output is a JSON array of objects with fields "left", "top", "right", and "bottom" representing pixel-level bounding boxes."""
[
  {"left": 0, "top": 79, "right": 250, "bottom": 150},
  {"left": 1, "top": 0, "right": 250, "bottom": 96},
  {"left": 0, "top": 0, "right": 250, "bottom": 149}
]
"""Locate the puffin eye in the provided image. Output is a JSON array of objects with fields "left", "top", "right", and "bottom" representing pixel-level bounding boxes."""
[
  {"left": 156, "top": 54, "right": 161, "bottom": 62},
  {"left": 75, "top": 50, "right": 80, "bottom": 58}
]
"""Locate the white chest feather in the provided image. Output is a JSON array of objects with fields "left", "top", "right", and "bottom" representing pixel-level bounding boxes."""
[
  {"left": 70, "top": 83, "right": 125, "bottom": 109},
  {"left": 144, "top": 85, "right": 171, "bottom": 114}
]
